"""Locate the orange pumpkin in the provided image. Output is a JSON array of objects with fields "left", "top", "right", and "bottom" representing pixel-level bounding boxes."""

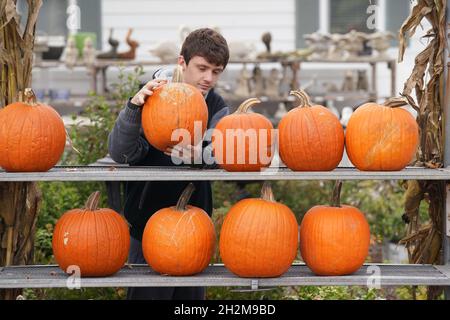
[
  {"left": 345, "top": 98, "right": 419, "bottom": 171},
  {"left": 299, "top": 181, "right": 370, "bottom": 276},
  {"left": 219, "top": 182, "right": 298, "bottom": 277},
  {"left": 212, "top": 98, "right": 274, "bottom": 172},
  {"left": 142, "top": 66, "right": 208, "bottom": 152},
  {"left": 142, "top": 183, "right": 215, "bottom": 276},
  {"left": 52, "top": 191, "right": 130, "bottom": 277},
  {"left": 0, "top": 88, "right": 66, "bottom": 172},
  {"left": 278, "top": 90, "right": 344, "bottom": 171}
]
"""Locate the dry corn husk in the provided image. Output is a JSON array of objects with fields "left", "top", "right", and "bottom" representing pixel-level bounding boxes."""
[{"left": 0, "top": 0, "right": 43, "bottom": 300}]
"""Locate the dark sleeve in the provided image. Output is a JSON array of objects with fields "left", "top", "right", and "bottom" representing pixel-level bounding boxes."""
[
  {"left": 197, "top": 94, "right": 230, "bottom": 169},
  {"left": 108, "top": 100, "right": 150, "bottom": 165}
]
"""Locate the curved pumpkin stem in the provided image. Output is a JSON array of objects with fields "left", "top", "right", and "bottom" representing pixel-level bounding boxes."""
[
  {"left": 172, "top": 65, "right": 184, "bottom": 83},
  {"left": 176, "top": 183, "right": 195, "bottom": 211},
  {"left": 85, "top": 191, "right": 101, "bottom": 211},
  {"left": 235, "top": 98, "right": 261, "bottom": 114},
  {"left": 331, "top": 180, "right": 343, "bottom": 208},
  {"left": 290, "top": 89, "right": 312, "bottom": 107},
  {"left": 261, "top": 181, "right": 276, "bottom": 202},
  {"left": 383, "top": 97, "right": 409, "bottom": 108},
  {"left": 23, "top": 88, "right": 37, "bottom": 106}
]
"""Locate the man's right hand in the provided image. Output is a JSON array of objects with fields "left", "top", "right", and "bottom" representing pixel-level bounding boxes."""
[{"left": 130, "top": 79, "right": 168, "bottom": 106}]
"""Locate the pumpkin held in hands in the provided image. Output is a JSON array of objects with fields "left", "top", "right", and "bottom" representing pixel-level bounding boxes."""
[
  {"left": 219, "top": 182, "right": 298, "bottom": 277},
  {"left": 142, "top": 183, "right": 216, "bottom": 276},
  {"left": 345, "top": 98, "right": 419, "bottom": 171},
  {"left": 278, "top": 90, "right": 344, "bottom": 171},
  {"left": 0, "top": 88, "right": 66, "bottom": 172},
  {"left": 142, "top": 66, "right": 208, "bottom": 152},
  {"left": 212, "top": 98, "right": 274, "bottom": 171},
  {"left": 52, "top": 191, "right": 130, "bottom": 277},
  {"left": 299, "top": 182, "right": 370, "bottom": 276}
]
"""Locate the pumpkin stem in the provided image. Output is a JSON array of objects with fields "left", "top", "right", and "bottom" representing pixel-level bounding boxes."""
[
  {"left": 235, "top": 98, "right": 261, "bottom": 114},
  {"left": 331, "top": 180, "right": 343, "bottom": 208},
  {"left": 176, "top": 183, "right": 195, "bottom": 211},
  {"left": 383, "top": 97, "right": 409, "bottom": 108},
  {"left": 290, "top": 89, "right": 312, "bottom": 107},
  {"left": 172, "top": 65, "right": 184, "bottom": 83},
  {"left": 261, "top": 181, "right": 276, "bottom": 202},
  {"left": 23, "top": 88, "right": 37, "bottom": 105},
  {"left": 85, "top": 191, "right": 101, "bottom": 211}
]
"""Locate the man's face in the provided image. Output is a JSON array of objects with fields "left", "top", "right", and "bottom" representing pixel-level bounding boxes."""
[{"left": 178, "top": 55, "right": 224, "bottom": 95}]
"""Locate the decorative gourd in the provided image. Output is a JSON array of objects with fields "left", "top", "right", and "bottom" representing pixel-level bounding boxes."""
[
  {"left": 219, "top": 182, "right": 298, "bottom": 277},
  {"left": 142, "top": 66, "right": 208, "bottom": 152},
  {"left": 52, "top": 191, "right": 130, "bottom": 277},
  {"left": 142, "top": 183, "right": 215, "bottom": 276},
  {"left": 278, "top": 90, "right": 344, "bottom": 171},
  {"left": 300, "top": 181, "right": 370, "bottom": 276},
  {"left": 345, "top": 97, "right": 419, "bottom": 171},
  {"left": 212, "top": 98, "right": 274, "bottom": 172},
  {"left": 0, "top": 88, "right": 66, "bottom": 172}
]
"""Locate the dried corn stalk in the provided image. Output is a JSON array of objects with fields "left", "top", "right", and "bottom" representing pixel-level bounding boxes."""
[
  {"left": 0, "top": 0, "right": 43, "bottom": 300},
  {"left": 398, "top": 0, "right": 446, "bottom": 300}
]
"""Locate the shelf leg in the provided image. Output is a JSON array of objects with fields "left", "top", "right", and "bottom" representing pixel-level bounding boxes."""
[
  {"left": 91, "top": 68, "right": 98, "bottom": 94},
  {"left": 389, "top": 60, "right": 397, "bottom": 97},
  {"left": 370, "top": 62, "right": 377, "bottom": 101},
  {"left": 444, "top": 1, "right": 450, "bottom": 297},
  {"left": 445, "top": 184, "right": 450, "bottom": 299},
  {"left": 101, "top": 67, "right": 109, "bottom": 94}
]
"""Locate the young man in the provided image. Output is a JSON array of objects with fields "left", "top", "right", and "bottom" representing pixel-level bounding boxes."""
[{"left": 108, "top": 28, "right": 230, "bottom": 300}]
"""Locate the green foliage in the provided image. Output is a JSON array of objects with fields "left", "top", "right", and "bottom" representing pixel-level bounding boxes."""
[
  {"left": 63, "top": 66, "right": 144, "bottom": 165},
  {"left": 23, "top": 287, "right": 126, "bottom": 300},
  {"left": 394, "top": 286, "right": 445, "bottom": 300},
  {"left": 207, "top": 287, "right": 285, "bottom": 300},
  {"left": 284, "top": 286, "right": 382, "bottom": 300}
]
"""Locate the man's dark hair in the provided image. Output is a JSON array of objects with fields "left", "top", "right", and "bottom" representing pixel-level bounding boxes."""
[{"left": 180, "top": 28, "right": 229, "bottom": 69}]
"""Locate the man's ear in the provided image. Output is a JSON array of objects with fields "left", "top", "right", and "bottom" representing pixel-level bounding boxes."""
[{"left": 178, "top": 55, "right": 187, "bottom": 70}]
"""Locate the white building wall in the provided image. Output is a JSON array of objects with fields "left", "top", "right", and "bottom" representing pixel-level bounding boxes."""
[{"left": 101, "top": 0, "right": 296, "bottom": 57}]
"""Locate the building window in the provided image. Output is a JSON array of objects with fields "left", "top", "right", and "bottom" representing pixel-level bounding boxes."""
[
  {"left": 17, "top": 0, "right": 102, "bottom": 49},
  {"left": 296, "top": 0, "right": 411, "bottom": 48},
  {"left": 329, "top": 0, "right": 374, "bottom": 34}
]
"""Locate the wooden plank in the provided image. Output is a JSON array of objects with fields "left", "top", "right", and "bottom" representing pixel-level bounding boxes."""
[
  {"left": 0, "top": 166, "right": 450, "bottom": 182},
  {"left": 0, "top": 264, "right": 448, "bottom": 289}
]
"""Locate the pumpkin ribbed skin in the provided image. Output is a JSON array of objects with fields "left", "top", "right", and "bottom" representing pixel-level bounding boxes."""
[
  {"left": 345, "top": 103, "right": 419, "bottom": 171},
  {"left": 278, "top": 91, "right": 344, "bottom": 171},
  {"left": 142, "top": 82, "right": 208, "bottom": 152},
  {"left": 299, "top": 205, "right": 370, "bottom": 276},
  {"left": 0, "top": 96, "right": 66, "bottom": 172},
  {"left": 52, "top": 193, "right": 130, "bottom": 277},
  {"left": 219, "top": 183, "right": 298, "bottom": 277},
  {"left": 212, "top": 98, "right": 274, "bottom": 172},
  {"left": 142, "top": 184, "right": 215, "bottom": 276}
]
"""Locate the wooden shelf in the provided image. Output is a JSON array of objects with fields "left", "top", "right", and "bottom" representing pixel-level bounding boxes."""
[
  {"left": 1, "top": 166, "right": 449, "bottom": 182},
  {"left": 0, "top": 264, "right": 448, "bottom": 289}
]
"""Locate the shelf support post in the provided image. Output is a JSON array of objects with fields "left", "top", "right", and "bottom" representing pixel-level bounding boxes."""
[{"left": 443, "top": 0, "right": 450, "bottom": 300}]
